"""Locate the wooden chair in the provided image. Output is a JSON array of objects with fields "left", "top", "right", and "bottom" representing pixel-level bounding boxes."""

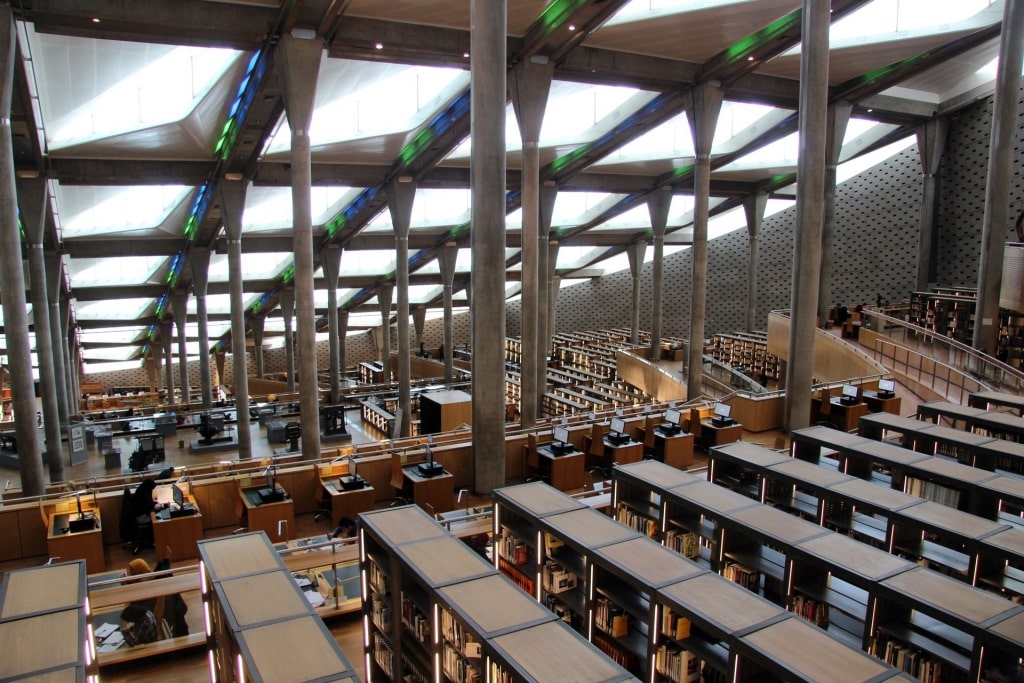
[
  {"left": 390, "top": 451, "right": 411, "bottom": 505},
  {"left": 525, "top": 433, "right": 545, "bottom": 482},
  {"left": 688, "top": 409, "right": 703, "bottom": 439},
  {"left": 642, "top": 415, "right": 657, "bottom": 453}
]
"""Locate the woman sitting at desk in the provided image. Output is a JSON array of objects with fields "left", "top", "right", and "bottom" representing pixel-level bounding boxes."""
[
  {"left": 329, "top": 516, "right": 357, "bottom": 540},
  {"left": 121, "top": 558, "right": 190, "bottom": 640}
]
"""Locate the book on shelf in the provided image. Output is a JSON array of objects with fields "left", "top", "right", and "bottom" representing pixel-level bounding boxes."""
[
  {"left": 542, "top": 560, "right": 578, "bottom": 595},
  {"left": 595, "top": 597, "right": 629, "bottom": 637},
  {"left": 498, "top": 529, "right": 530, "bottom": 566},
  {"left": 655, "top": 643, "right": 700, "bottom": 683},
  {"left": 498, "top": 556, "right": 535, "bottom": 595},
  {"left": 665, "top": 528, "right": 699, "bottom": 559},
  {"left": 442, "top": 643, "right": 481, "bottom": 683},
  {"left": 660, "top": 608, "right": 691, "bottom": 640},
  {"left": 790, "top": 593, "right": 830, "bottom": 628},
  {"left": 615, "top": 503, "right": 658, "bottom": 538},
  {"left": 724, "top": 562, "right": 760, "bottom": 592},
  {"left": 401, "top": 592, "right": 430, "bottom": 644}
]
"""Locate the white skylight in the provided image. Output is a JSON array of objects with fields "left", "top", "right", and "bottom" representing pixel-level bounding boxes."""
[
  {"left": 204, "top": 293, "right": 262, "bottom": 316},
  {"left": 75, "top": 298, "right": 154, "bottom": 321},
  {"left": 836, "top": 135, "right": 917, "bottom": 184},
  {"left": 604, "top": 0, "right": 757, "bottom": 26},
  {"left": 829, "top": 0, "right": 997, "bottom": 47},
  {"left": 416, "top": 248, "right": 473, "bottom": 274},
  {"left": 81, "top": 346, "right": 139, "bottom": 362},
  {"left": 208, "top": 253, "right": 294, "bottom": 283},
  {"left": 409, "top": 285, "right": 443, "bottom": 304},
  {"left": 78, "top": 327, "right": 146, "bottom": 345},
  {"left": 58, "top": 185, "right": 192, "bottom": 238},
  {"left": 0, "top": 304, "right": 32, "bottom": 327},
  {"left": 363, "top": 189, "right": 471, "bottom": 232},
  {"left": 242, "top": 186, "right": 362, "bottom": 232},
  {"left": 70, "top": 256, "right": 167, "bottom": 288},
  {"left": 265, "top": 60, "right": 468, "bottom": 154},
  {"left": 27, "top": 28, "right": 241, "bottom": 148},
  {"left": 340, "top": 250, "right": 396, "bottom": 276},
  {"left": 83, "top": 359, "right": 145, "bottom": 375}
]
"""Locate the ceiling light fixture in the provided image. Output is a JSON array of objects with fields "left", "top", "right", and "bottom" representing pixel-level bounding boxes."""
[
  {"left": 463, "top": 52, "right": 469, "bottom": 58},
  {"left": 375, "top": 42, "right": 383, "bottom": 50},
  {"left": 91, "top": 17, "right": 100, "bottom": 23},
  {"left": 224, "top": 172, "right": 243, "bottom": 181},
  {"left": 567, "top": 24, "right": 576, "bottom": 31},
  {"left": 747, "top": 55, "right": 755, "bottom": 61}
]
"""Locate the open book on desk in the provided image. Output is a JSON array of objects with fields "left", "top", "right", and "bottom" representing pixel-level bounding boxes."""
[{"left": 316, "top": 564, "right": 360, "bottom": 600}]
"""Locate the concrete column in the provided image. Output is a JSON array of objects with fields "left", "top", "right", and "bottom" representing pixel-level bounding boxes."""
[
  {"left": 743, "top": 192, "right": 768, "bottom": 332},
  {"left": 145, "top": 354, "right": 158, "bottom": 393},
  {"left": 816, "top": 102, "right": 852, "bottom": 327},
  {"left": 549, "top": 270, "right": 561, "bottom": 340},
  {"left": 189, "top": 247, "right": 213, "bottom": 409},
  {"left": 916, "top": 119, "right": 948, "bottom": 292},
  {"left": 18, "top": 177, "right": 64, "bottom": 482},
  {"left": 279, "top": 31, "right": 323, "bottom": 460},
  {"left": 511, "top": 56, "right": 554, "bottom": 429},
  {"left": 413, "top": 306, "right": 426, "bottom": 355},
  {"left": 470, "top": 0, "right": 506, "bottom": 493},
  {"left": 160, "top": 320, "right": 174, "bottom": 400},
  {"left": 438, "top": 242, "right": 457, "bottom": 384},
  {"left": 376, "top": 284, "right": 394, "bottom": 382},
  {"left": 647, "top": 187, "right": 672, "bottom": 362},
  {"left": 627, "top": 241, "right": 646, "bottom": 345},
  {"left": 387, "top": 179, "right": 416, "bottom": 437},
  {"left": 785, "top": 0, "right": 830, "bottom": 432},
  {"left": 59, "top": 295, "right": 76, "bottom": 414},
  {"left": 251, "top": 315, "right": 265, "bottom": 378},
  {"left": 321, "top": 244, "right": 343, "bottom": 404},
  {"left": 279, "top": 286, "right": 296, "bottom": 392},
  {"left": 171, "top": 291, "right": 190, "bottom": 405},
  {"left": 685, "top": 83, "right": 724, "bottom": 401},
  {"left": 536, "top": 185, "right": 558, "bottom": 410},
  {"left": 220, "top": 179, "right": 252, "bottom": 459},
  {"left": 0, "top": 7, "right": 43, "bottom": 493},
  {"left": 151, "top": 341, "right": 164, "bottom": 394},
  {"left": 339, "top": 308, "right": 349, "bottom": 387},
  {"left": 214, "top": 351, "right": 226, "bottom": 393},
  {"left": 44, "top": 254, "right": 70, "bottom": 425}
]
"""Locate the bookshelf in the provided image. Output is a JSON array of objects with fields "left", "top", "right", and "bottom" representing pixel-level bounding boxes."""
[
  {"left": 360, "top": 504, "right": 637, "bottom": 683},
  {"left": 496, "top": 481, "right": 912, "bottom": 683},
  {"left": 611, "top": 459, "right": 1024, "bottom": 683},
  {"left": 197, "top": 532, "right": 359, "bottom": 683},
  {"left": 708, "top": 332, "right": 780, "bottom": 383}
]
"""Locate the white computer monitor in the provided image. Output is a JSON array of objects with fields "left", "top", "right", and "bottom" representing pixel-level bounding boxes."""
[
  {"left": 841, "top": 384, "right": 858, "bottom": 399},
  {"left": 713, "top": 403, "right": 731, "bottom": 420},
  {"left": 553, "top": 425, "right": 569, "bottom": 445},
  {"left": 347, "top": 455, "right": 357, "bottom": 479},
  {"left": 665, "top": 408, "right": 681, "bottom": 424},
  {"left": 878, "top": 379, "right": 895, "bottom": 393},
  {"left": 610, "top": 417, "right": 626, "bottom": 435}
]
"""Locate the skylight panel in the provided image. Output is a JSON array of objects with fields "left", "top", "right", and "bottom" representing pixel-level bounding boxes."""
[
  {"left": 83, "top": 360, "right": 145, "bottom": 375},
  {"left": 715, "top": 131, "right": 800, "bottom": 172},
  {"left": 75, "top": 298, "right": 153, "bottom": 321},
  {"left": 836, "top": 135, "right": 916, "bottom": 184},
  {"left": 409, "top": 285, "right": 443, "bottom": 304},
  {"left": 70, "top": 256, "right": 167, "bottom": 288},
  {"left": 603, "top": 0, "right": 758, "bottom": 27},
  {"left": 551, "top": 192, "right": 630, "bottom": 227},
  {"left": 264, "top": 61, "right": 467, "bottom": 153},
  {"left": 0, "top": 304, "right": 31, "bottom": 327},
  {"left": 416, "top": 249, "right": 473, "bottom": 274},
  {"left": 347, "top": 311, "right": 384, "bottom": 328},
  {"left": 58, "top": 185, "right": 191, "bottom": 238},
  {"left": 241, "top": 186, "right": 360, "bottom": 232},
  {"left": 28, "top": 29, "right": 241, "bottom": 148},
  {"left": 831, "top": 0, "right": 995, "bottom": 44},
  {"left": 364, "top": 189, "right": 471, "bottom": 232},
  {"left": 556, "top": 246, "right": 604, "bottom": 270},
  {"left": 204, "top": 293, "right": 261, "bottom": 315},
  {"left": 540, "top": 84, "right": 653, "bottom": 146},
  {"left": 78, "top": 327, "right": 146, "bottom": 345},
  {"left": 208, "top": 252, "right": 294, "bottom": 282},
  {"left": 82, "top": 346, "right": 139, "bottom": 362},
  {"left": 596, "top": 111, "right": 694, "bottom": 165},
  {"left": 340, "top": 250, "right": 395, "bottom": 276}
]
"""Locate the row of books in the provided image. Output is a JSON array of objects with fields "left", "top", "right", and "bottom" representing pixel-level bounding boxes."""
[
  {"left": 723, "top": 562, "right": 760, "bottom": 592},
  {"left": 373, "top": 633, "right": 394, "bottom": 678},
  {"left": 542, "top": 560, "right": 578, "bottom": 595},
  {"left": 371, "top": 597, "right": 393, "bottom": 632},
  {"left": 442, "top": 642, "right": 481, "bottom": 683},
  {"left": 789, "top": 593, "right": 830, "bottom": 628},
  {"left": 654, "top": 643, "right": 700, "bottom": 683},
  {"left": 498, "top": 556, "right": 535, "bottom": 594},
  {"left": 400, "top": 652, "right": 430, "bottom": 683},
  {"left": 615, "top": 503, "right": 659, "bottom": 538},
  {"left": 441, "top": 607, "right": 482, "bottom": 658},
  {"left": 878, "top": 638, "right": 943, "bottom": 682},
  {"left": 594, "top": 596, "right": 629, "bottom": 638},
  {"left": 498, "top": 529, "right": 530, "bottom": 566},
  {"left": 400, "top": 592, "right": 430, "bottom": 644},
  {"left": 660, "top": 608, "right": 692, "bottom": 640},
  {"left": 904, "top": 476, "right": 961, "bottom": 508},
  {"left": 369, "top": 560, "right": 391, "bottom": 597},
  {"left": 665, "top": 528, "right": 700, "bottom": 559}
]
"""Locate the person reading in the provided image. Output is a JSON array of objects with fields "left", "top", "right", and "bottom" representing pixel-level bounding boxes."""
[{"left": 329, "top": 516, "right": 357, "bottom": 540}]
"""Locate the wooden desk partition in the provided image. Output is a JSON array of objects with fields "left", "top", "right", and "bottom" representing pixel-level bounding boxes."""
[{"left": 239, "top": 485, "right": 295, "bottom": 544}]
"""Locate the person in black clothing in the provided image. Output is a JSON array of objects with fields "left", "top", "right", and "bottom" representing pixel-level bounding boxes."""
[
  {"left": 329, "top": 516, "right": 357, "bottom": 540},
  {"left": 126, "top": 468, "right": 175, "bottom": 553}
]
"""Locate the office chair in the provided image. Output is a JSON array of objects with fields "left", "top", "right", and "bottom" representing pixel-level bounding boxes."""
[
  {"left": 389, "top": 451, "right": 411, "bottom": 506},
  {"left": 524, "top": 433, "right": 546, "bottom": 483},
  {"left": 642, "top": 415, "right": 657, "bottom": 454}
]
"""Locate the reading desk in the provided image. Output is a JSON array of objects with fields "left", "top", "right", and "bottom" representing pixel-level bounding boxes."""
[
  {"left": 403, "top": 462, "right": 455, "bottom": 514},
  {"left": 239, "top": 484, "right": 294, "bottom": 543}
]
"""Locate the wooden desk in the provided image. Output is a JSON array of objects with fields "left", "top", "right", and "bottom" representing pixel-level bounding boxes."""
[
  {"left": 652, "top": 429, "right": 694, "bottom": 469},
  {"left": 862, "top": 390, "right": 901, "bottom": 415},
  {"left": 698, "top": 418, "right": 742, "bottom": 448},
  {"left": 601, "top": 437, "right": 643, "bottom": 467},
  {"left": 536, "top": 445, "right": 585, "bottom": 491},
  {"left": 47, "top": 510, "right": 105, "bottom": 573},
  {"left": 239, "top": 485, "right": 295, "bottom": 544},
  {"left": 824, "top": 397, "right": 869, "bottom": 432},
  {"left": 151, "top": 494, "right": 203, "bottom": 562},
  {"left": 320, "top": 478, "right": 376, "bottom": 523},
  {"left": 403, "top": 463, "right": 455, "bottom": 514}
]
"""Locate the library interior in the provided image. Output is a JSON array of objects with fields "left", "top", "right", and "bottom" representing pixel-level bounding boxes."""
[{"left": 1, "top": 1, "right": 1024, "bottom": 682}]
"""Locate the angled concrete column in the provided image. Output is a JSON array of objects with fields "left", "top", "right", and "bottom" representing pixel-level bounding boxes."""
[
  {"left": 536, "top": 185, "right": 558, "bottom": 410},
  {"left": 279, "top": 31, "right": 324, "bottom": 460},
  {"left": 817, "top": 102, "right": 852, "bottom": 327},
  {"left": 438, "top": 242, "right": 457, "bottom": 384},
  {"left": 376, "top": 284, "right": 394, "bottom": 382},
  {"left": 189, "top": 247, "right": 213, "bottom": 409},
  {"left": 145, "top": 354, "right": 158, "bottom": 393},
  {"left": 470, "top": 0, "right": 506, "bottom": 493},
  {"left": 785, "top": 0, "right": 830, "bottom": 432},
  {"left": 18, "top": 177, "right": 64, "bottom": 482},
  {"left": 647, "top": 187, "right": 672, "bottom": 362},
  {"left": 685, "top": 83, "right": 724, "bottom": 401},
  {"left": 975, "top": 0, "right": 1024, "bottom": 356},
  {"left": 160, "top": 320, "right": 174, "bottom": 400},
  {"left": 59, "top": 295, "right": 76, "bottom": 414},
  {"left": 44, "top": 254, "right": 70, "bottom": 425},
  {"left": 916, "top": 119, "right": 948, "bottom": 292},
  {"left": 744, "top": 192, "right": 768, "bottom": 332},
  {"left": 0, "top": 7, "right": 43, "bottom": 493},
  {"left": 251, "top": 315, "right": 265, "bottom": 378},
  {"left": 220, "top": 179, "right": 252, "bottom": 458},
  {"left": 549, "top": 270, "right": 561, "bottom": 340},
  {"left": 279, "top": 286, "right": 296, "bottom": 392},
  {"left": 627, "top": 241, "right": 646, "bottom": 345},
  {"left": 388, "top": 180, "right": 416, "bottom": 436},
  {"left": 413, "top": 306, "right": 426, "bottom": 355},
  {"left": 151, "top": 342, "right": 164, "bottom": 394},
  {"left": 511, "top": 56, "right": 553, "bottom": 429},
  {"left": 214, "top": 351, "right": 226, "bottom": 392},
  {"left": 321, "top": 244, "right": 343, "bottom": 404},
  {"left": 171, "top": 291, "right": 190, "bottom": 405}
]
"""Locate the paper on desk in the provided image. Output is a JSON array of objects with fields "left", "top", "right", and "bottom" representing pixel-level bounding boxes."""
[
  {"left": 304, "top": 590, "right": 325, "bottom": 608},
  {"left": 98, "top": 630, "right": 125, "bottom": 652},
  {"left": 292, "top": 573, "right": 313, "bottom": 589},
  {"left": 94, "top": 622, "right": 117, "bottom": 639}
]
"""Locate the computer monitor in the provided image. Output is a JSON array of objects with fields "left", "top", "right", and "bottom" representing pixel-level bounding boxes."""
[
  {"left": 664, "top": 408, "right": 681, "bottom": 425},
  {"left": 341, "top": 455, "right": 366, "bottom": 490},
  {"left": 610, "top": 417, "right": 626, "bottom": 436},
  {"left": 347, "top": 455, "right": 357, "bottom": 480},
  {"left": 878, "top": 379, "right": 895, "bottom": 394},
  {"left": 171, "top": 483, "right": 184, "bottom": 508},
  {"left": 841, "top": 384, "right": 859, "bottom": 399},
  {"left": 713, "top": 403, "right": 732, "bottom": 421},
  {"left": 417, "top": 444, "right": 445, "bottom": 477},
  {"left": 551, "top": 425, "right": 571, "bottom": 454}
]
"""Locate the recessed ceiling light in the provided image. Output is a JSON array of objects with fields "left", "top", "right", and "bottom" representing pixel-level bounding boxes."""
[
  {"left": 91, "top": 17, "right": 100, "bottom": 23},
  {"left": 567, "top": 24, "right": 576, "bottom": 31},
  {"left": 866, "top": 108, "right": 874, "bottom": 113},
  {"left": 747, "top": 55, "right": 755, "bottom": 61},
  {"left": 375, "top": 42, "right": 383, "bottom": 50},
  {"left": 463, "top": 52, "right": 469, "bottom": 58}
]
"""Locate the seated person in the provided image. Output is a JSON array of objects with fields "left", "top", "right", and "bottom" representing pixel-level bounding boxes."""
[
  {"left": 122, "top": 559, "right": 189, "bottom": 639},
  {"left": 126, "top": 469, "right": 175, "bottom": 553},
  {"left": 329, "top": 516, "right": 357, "bottom": 540},
  {"left": 120, "top": 603, "right": 159, "bottom": 646}
]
